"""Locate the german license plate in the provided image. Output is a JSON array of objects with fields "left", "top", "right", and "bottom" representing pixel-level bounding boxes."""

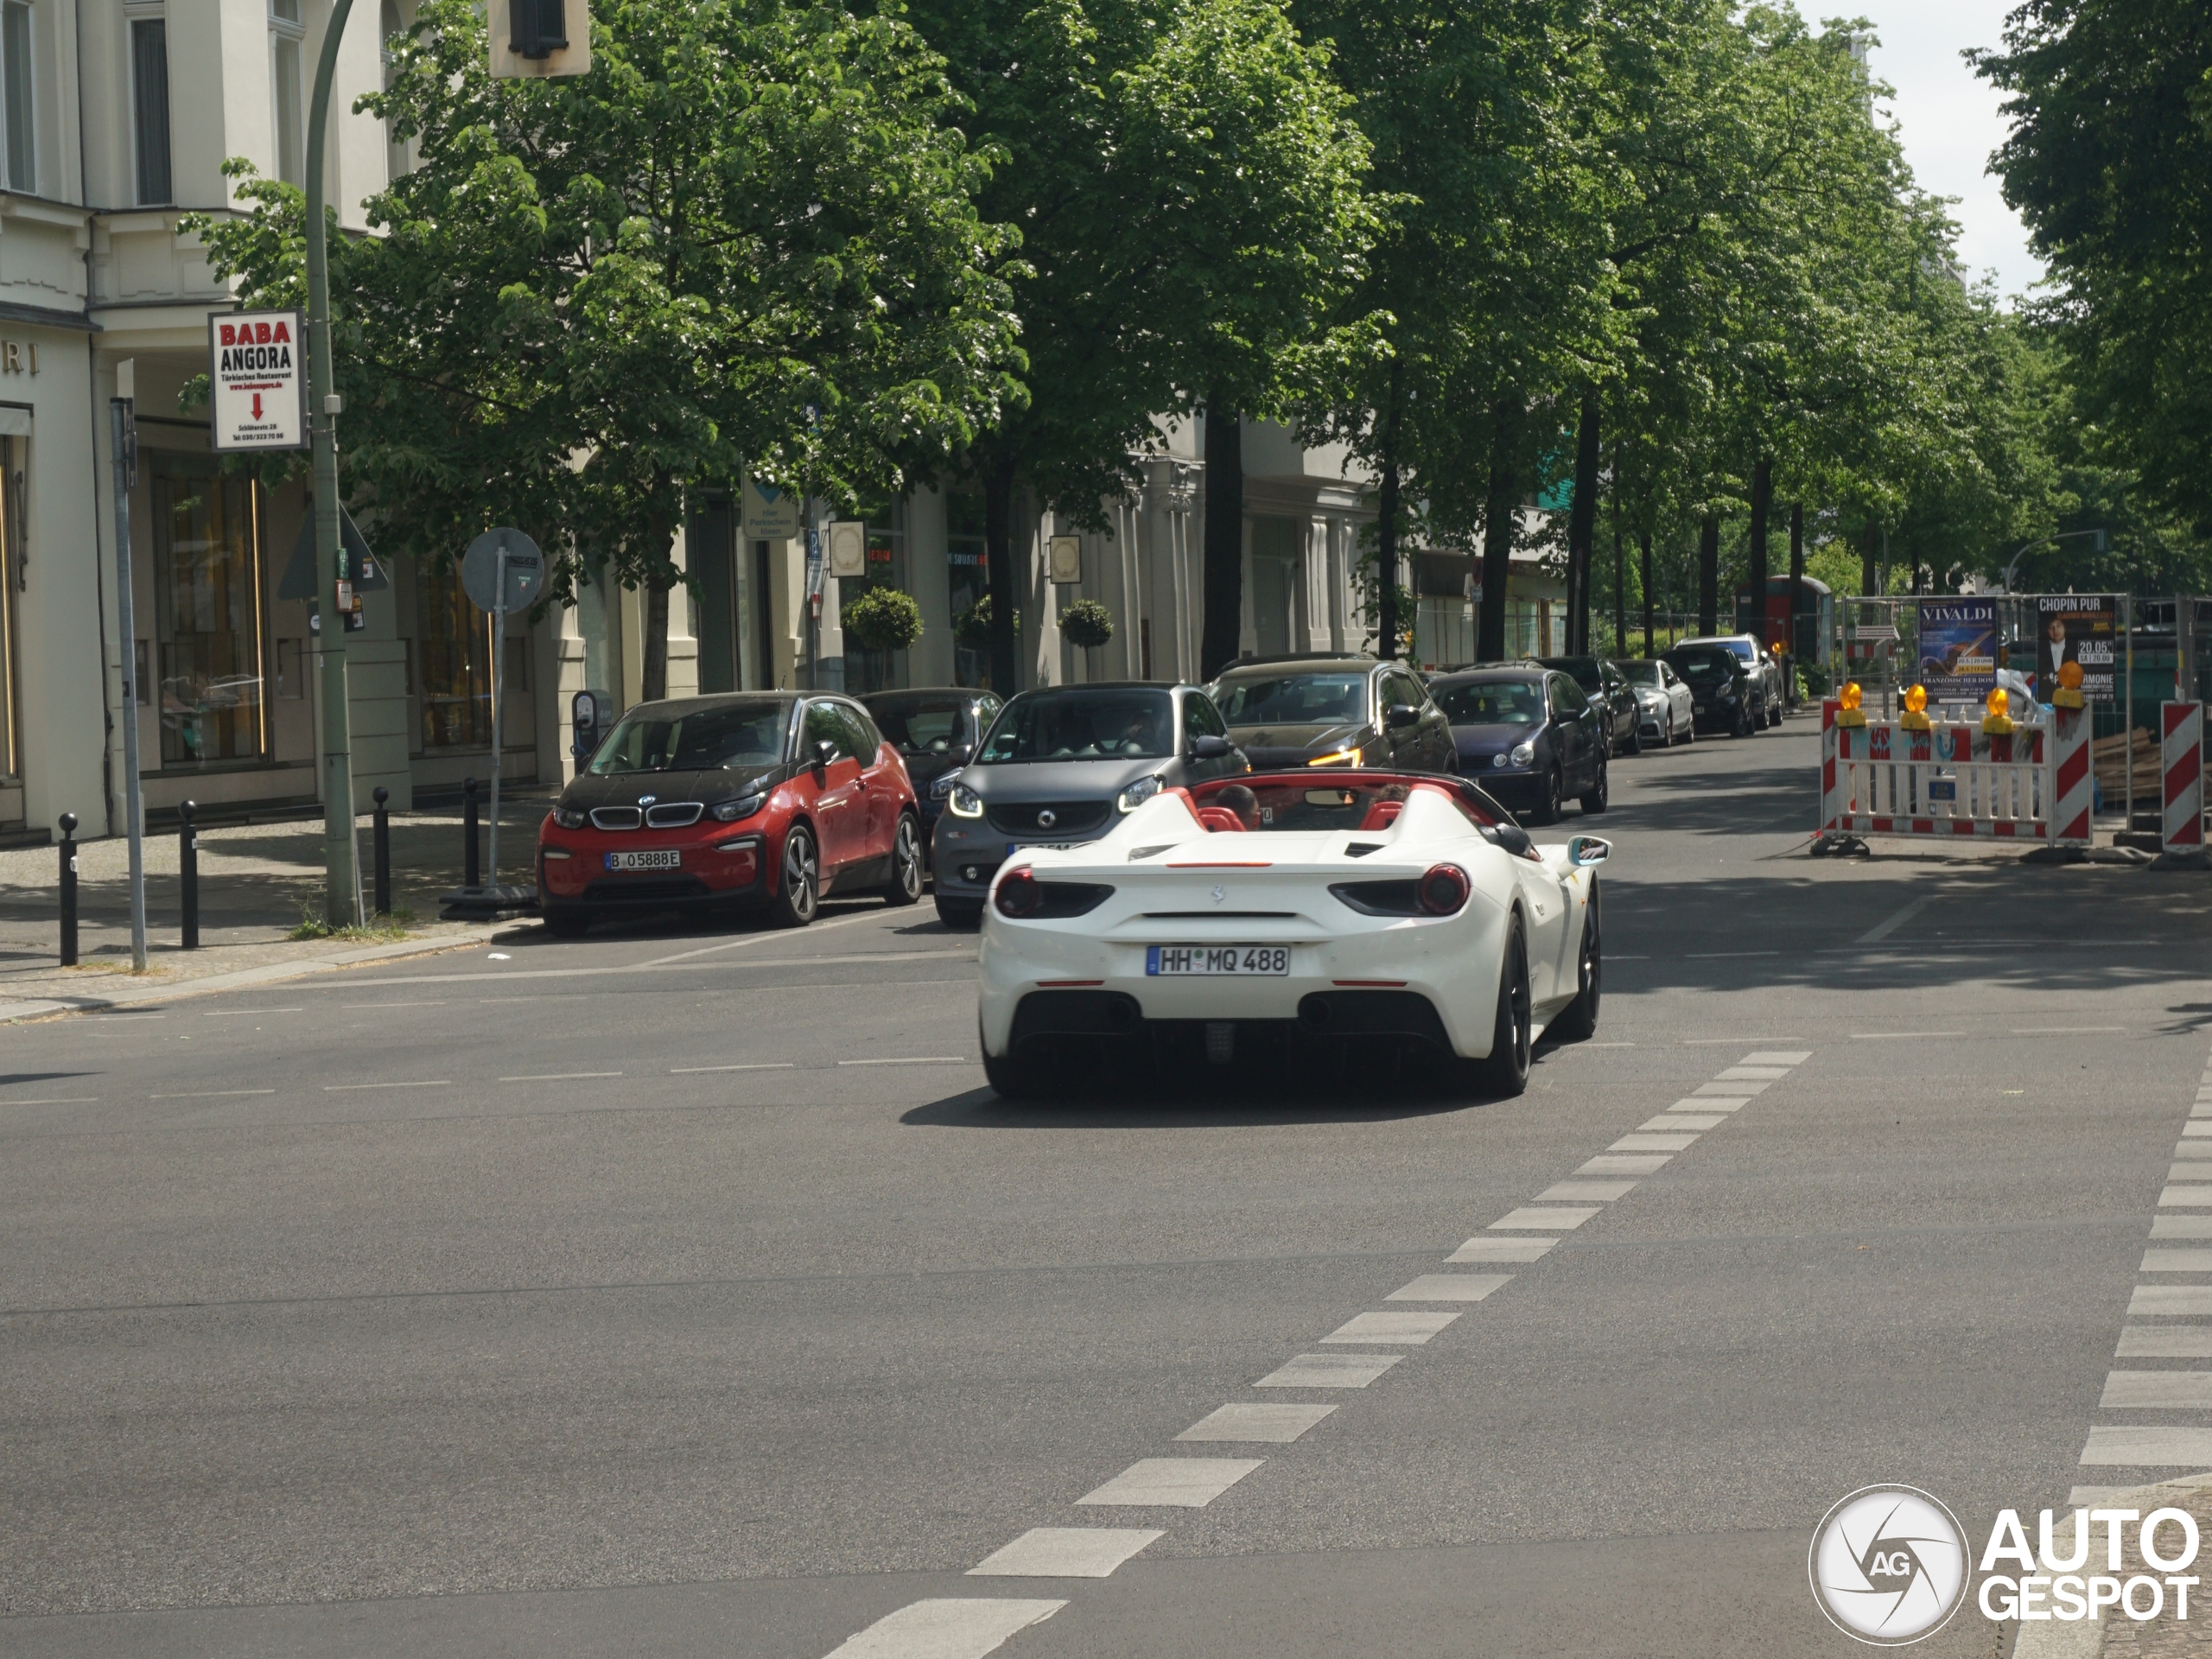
[
  {"left": 1147, "top": 945, "right": 1290, "bottom": 976},
  {"left": 1009, "top": 842, "right": 1081, "bottom": 855},
  {"left": 605, "top": 849, "right": 682, "bottom": 872}
]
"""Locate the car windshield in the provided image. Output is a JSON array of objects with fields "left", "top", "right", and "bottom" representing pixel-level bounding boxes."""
[
  {"left": 1538, "top": 657, "right": 1604, "bottom": 696},
  {"left": 864, "top": 694, "right": 968, "bottom": 754},
  {"left": 1432, "top": 680, "right": 1545, "bottom": 725},
  {"left": 1619, "top": 659, "right": 1664, "bottom": 687},
  {"left": 1189, "top": 777, "right": 1495, "bottom": 831},
  {"left": 976, "top": 688, "right": 1174, "bottom": 762},
  {"left": 588, "top": 702, "right": 788, "bottom": 774},
  {"left": 1666, "top": 647, "right": 1740, "bottom": 684},
  {"left": 1212, "top": 671, "right": 1370, "bottom": 727}
]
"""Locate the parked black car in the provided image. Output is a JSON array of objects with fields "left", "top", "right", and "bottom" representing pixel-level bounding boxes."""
[
  {"left": 1210, "top": 655, "right": 1458, "bottom": 774},
  {"left": 858, "top": 688, "right": 1003, "bottom": 836},
  {"left": 1536, "top": 655, "right": 1643, "bottom": 755},
  {"left": 1427, "top": 666, "right": 1608, "bottom": 824},
  {"left": 928, "top": 683, "right": 1249, "bottom": 928},
  {"left": 1662, "top": 641, "right": 1766, "bottom": 736}
]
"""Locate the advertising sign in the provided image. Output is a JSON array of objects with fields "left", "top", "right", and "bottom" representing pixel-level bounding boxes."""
[
  {"left": 208, "top": 311, "right": 306, "bottom": 451},
  {"left": 2034, "top": 594, "right": 2120, "bottom": 703},
  {"left": 741, "top": 477, "right": 801, "bottom": 542},
  {"left": 825, "top": 521, "right": 867, "bottom": 578},
  {"left": 1916, "top": 598, "right": 1999, "bottom": 700}
]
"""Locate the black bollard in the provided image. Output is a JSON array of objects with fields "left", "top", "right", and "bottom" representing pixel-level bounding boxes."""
[
  {"left": 462, "top": 777, "right": 480, "bottom": 891},
  {"left": 372, "top": 786, "right": 391, "bottom": 916},
  {"left": 179, "top": 800, "right": 200, "bottom": 950},
  {"left": 57, "top": 811, "right": 78, "bottom": 968}
]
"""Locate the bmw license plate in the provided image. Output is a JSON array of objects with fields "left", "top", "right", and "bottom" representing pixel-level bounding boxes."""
[
  {"left": 1147, "top": 945, "right": 1290, "bottom": 976},
  {"left": 605, "top": 849, "right": 682, "bottom": 872}
]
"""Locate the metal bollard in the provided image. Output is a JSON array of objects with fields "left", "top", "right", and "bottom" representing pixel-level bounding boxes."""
[
  {"left": 462, "top": 777, "right": 480, "bottom": 890},
  {"left": 372, "top": 786, "right": 391, "bottom": 916},
  {"left": 57, "top": 811, "right": 78, "bottom": 967},
  {"left": 178, "top": 800, "right": 199, "bottom": 950}
]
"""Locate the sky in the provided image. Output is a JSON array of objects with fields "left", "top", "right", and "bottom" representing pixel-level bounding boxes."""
[{"left": 1853, "top": 0, "right": 2046, "bottom": 301}]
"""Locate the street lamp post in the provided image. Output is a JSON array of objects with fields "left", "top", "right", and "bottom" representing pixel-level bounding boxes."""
[
  {"left": 2001, "top": 528, "right": 2107, "bottom": 594},
  {"left": 304, "top": 0, "right": 361, "bottom": 926}
]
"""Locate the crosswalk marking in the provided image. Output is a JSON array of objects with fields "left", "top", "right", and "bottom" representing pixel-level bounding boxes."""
[
  {"left": 1175, "top": 1404, "right": 1337, "bottom": 1443},
  {"left": 2101, "top": 1371, "right": 2212, "bottom": 1409},
  {"left": 1256, "top": 1352, "right": 1399, "bottom": 1389},
  {"left": 1577, "top": 1154, "right": 1671, "bottom": 1175},
  {"left": 2081, "top": 1427, "right": 2212, "bottom": 1465},
  {"left": 2118, "top": 1325, "right": 2212, "bottom": 1357},
  {"left": 1319, "top": 1311, "right": 1461, "bottom": 1344},
  {"left": 1076, "top": 1458, "right": 1262, "bottom": 1508},
  {"left": 1383, "top": 1274, "right": 1510, "bottom": 1303},
  {"left": 1488, "top": 1206, "right": 1598, "bottom": 1230},
  {"left": 1446, "top": 1237, "right": 1555, "bottom": 1263}
]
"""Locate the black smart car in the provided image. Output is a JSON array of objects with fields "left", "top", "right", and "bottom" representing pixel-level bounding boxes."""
[{"left": 1427, "top": 666, "right": 1609, "bottom": 824}]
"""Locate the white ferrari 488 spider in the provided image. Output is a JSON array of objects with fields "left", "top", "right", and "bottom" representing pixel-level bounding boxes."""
[{"left": 976, "top": 771, "right": 1607, "bottom": 1099}]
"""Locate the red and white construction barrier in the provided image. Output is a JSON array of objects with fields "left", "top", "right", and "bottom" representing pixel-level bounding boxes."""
[
  {"left": 1819, "top": 701, "right": 2092, "bottom": 849},
  {"left": 2164, "top": 701, "right": 2205, "bottom": 853}
]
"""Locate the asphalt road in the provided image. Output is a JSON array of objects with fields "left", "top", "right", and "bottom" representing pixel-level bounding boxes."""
[{"left": 3, "top": 714, "right": 2209, "bottom": 1657}]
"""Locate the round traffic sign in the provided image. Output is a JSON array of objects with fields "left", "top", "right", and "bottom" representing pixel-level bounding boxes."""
[{"left": 461, "top": 527, "right": 545, "bottom": 613}]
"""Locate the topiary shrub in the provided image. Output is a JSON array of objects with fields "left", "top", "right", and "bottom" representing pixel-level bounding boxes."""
[
  {"left": 956, "top": 594, "right": 1017, "bottom": 649},
  {"left": 1059, "top": 599, "right": 1115, "bottom": 650},
  {"left": 842, "top": 585, "right": 924, "bottom": 653}
]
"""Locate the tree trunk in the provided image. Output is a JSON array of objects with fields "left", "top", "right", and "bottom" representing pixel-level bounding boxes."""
[
  {"left": 1787, "top": 501, "right": 1805, "bottom": 701},
  {"left": 1200, "top": 399, "right": 1244, "bottom": 680},
  {"left": 1746, "top": 454, "right": 1773, "bottom": 644},
  {"left": 1860, "top": 520, "right": 1878, "bottom": 595},
  {"left": 640, "top": 506, "right": 675, "bottom": 702},
  {"left": 1566, "top": 386, "right": 1599, "bottom": 655},
  {"left": 1478, "top": 446, "right": 1516, "bottom": 662},
  {"left": 1696, "top": 513, "right": 1719, "bottom": 635},
  {"left": 1376, "top": 458, "right": 1402, "bottom": 662},
  {"left": 1639, "top": 530, "right": 1655, "bottom": 656},
  {"left": 1611, "top": 524, "right": 1625, "bottom": 656},
  {"left": 983, "top": 454, "right": 1019, "bottom": 696}
]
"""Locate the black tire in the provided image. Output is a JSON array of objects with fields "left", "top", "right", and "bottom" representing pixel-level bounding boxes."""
[
  {"left": 542, "top": 906, "right": 590, "bottom": 939},
  {"left": 766, "top": 824, "right": 819, "bottom": 928},
  {"left": 882, "top": 815, "right": 923, "bottom": 906},
  {"left": 1530, "top": 765, "right": 1563, "bottom": 825},
  {"left": 1548, "top": 903, "right": 1602, "bottom": 1043},
  {"left": 1623, "top": 721, "right": 1643, "bottom": 757},
  {"left": 1580, "top": 756, "right": 1608, "bottom": 815},
  {"left": 935, "top": 894, "right": 983, "bottom": 931},
  {"left": 982, "top": 1045, "right": 1056, "bottom": 1099},
  {"left": 1732, "top": 702, "right": 1751, "bottom": 739},
  {"left": 1676, "top": 711, "right": 1694, "bottom": 746},
  {"left": 1767, "top": 694, "right": 1783, "bottom": 728},
  {"left": 1459, "top": 918, "right": 1532, "bottom": 1097}
]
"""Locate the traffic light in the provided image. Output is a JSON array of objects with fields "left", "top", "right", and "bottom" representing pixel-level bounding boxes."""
[
  {"left": 510, "top": 0, "right": 566, "bottom": 58},
  {"left": 490, "top": 0, "right": 590, "bottom": 77}
]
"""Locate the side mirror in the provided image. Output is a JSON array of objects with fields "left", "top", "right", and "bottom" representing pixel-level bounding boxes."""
[
  {"left": 813, "top": 739, "right": 836, "bottom": 772},
  {"left": 1566, "top": 834, "right": 1611, "bottom": 868},
  {"left": 1188, "top": 734, "right": 1233, "bottom": 760},
  {"left": 1384, "top": 702, "right": 1419, "bottom": 729}
]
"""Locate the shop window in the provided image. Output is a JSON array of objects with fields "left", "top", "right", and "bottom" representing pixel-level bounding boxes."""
[
  {"left": 130, "top": 16, "right": 169, "bottom": 205},
  {"left": 2, "top": 1, "right": 34, "bottom": 194},
  {"left": 0, "top": 441, "right": 21, "bottom": 774},
  {"left": 947, "top": 489, "right": 987, "bottom": 688},
  {"left": 270, "top": 0, "right": 304, "bottom": 187},
  {"left": 379, "top": 0, "right": 410, "bottom": 181},
  {"left": 151, "top": 460, "right": 268, "bottom": 766},
  {"left": 416, "top": 558, "right": 490, "bottom": 748}
]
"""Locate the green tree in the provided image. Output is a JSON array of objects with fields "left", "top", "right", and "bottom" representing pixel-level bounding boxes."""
[{"left": 191, "top": 0, "right": 1020, "bottom": 697}]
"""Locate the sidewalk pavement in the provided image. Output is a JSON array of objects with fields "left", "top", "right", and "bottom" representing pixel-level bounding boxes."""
[{"left": 0, "top": 793, "right": 553, "bottom": 1020}]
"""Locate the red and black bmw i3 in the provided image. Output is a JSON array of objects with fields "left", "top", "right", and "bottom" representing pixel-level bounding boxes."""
[{"left": 537, "top": 694, "right": 923, "bottom": 937}]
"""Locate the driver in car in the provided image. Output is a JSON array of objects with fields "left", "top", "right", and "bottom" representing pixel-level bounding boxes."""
[
  {"left": 1119, "top": 707, "right": 1161, "bottom": 754},
  {"left": 1214, "top": 784, "right": 1261, "bottom": 830}
]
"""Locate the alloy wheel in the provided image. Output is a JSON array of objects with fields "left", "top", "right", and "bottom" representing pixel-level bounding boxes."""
[
  {"left": 782, "top": 830, "right": 818, "bottom": 925},
  {"left": 885, "top": 817, "right": 922, "bottom": 906}
]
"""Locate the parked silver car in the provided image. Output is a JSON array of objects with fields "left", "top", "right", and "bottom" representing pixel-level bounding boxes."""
[{"left": 1616, "top": 658, "right": 1696, "bottom": 747}]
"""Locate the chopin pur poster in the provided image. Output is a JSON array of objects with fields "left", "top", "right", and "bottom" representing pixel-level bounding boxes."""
[
  {"left": 1916, "top": 598, "right": 1999, "bottom": 701},
  {"left": 2034, "top": 594, "right": 2120, "bottom": 702}
]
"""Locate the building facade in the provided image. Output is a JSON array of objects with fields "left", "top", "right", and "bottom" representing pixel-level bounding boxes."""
[{"left": 2, "top": 3, "right": 1562, "bottom": 845}]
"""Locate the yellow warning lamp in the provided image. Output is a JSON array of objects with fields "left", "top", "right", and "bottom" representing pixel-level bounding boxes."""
[
  {"left": 1900, "top": 682, "right": 1931, "bottom": 732},
  {"left": 2054, "top": 658, "right": 2086, "bottom": 709},
  {"left": 1981, "top": 686, "right": 2015, "bottom": 735},
  {"left": 1836, "top": 680, "right": 1866, "bottom": 728}
]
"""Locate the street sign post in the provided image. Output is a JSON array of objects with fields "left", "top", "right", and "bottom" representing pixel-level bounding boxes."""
[
  {"left": 208, "top": 311, "right": 307, "bottom": 452},
  {"left": 461, "top": 529, "right": 544, "bottom": 897}
]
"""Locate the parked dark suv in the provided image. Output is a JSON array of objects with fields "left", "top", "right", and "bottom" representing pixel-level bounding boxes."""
[
  {"left": 1209, "top": 656, "right": 1458, "bottom": 774},
  {"left": 927, "top": 683, "right": 1249, "bottom": 928},
  {"left": 1663, "top": 641, "right": 1767, "bottom": 736}
]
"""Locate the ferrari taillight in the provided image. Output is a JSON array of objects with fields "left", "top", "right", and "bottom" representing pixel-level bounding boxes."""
[
  {"left": 995, "top": 868, "right": 1042, "bottom": 918},
  {"left": 1418, "top": 863, "right": 1471, "bottom": 916}
]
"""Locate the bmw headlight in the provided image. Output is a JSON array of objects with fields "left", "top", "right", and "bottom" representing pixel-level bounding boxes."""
[
  {"left": 1510, "top": 740, "right": 1536, "bottom": 766},
  {"left": 711, "top": 791, "right": 766, "bottom": 823},
  {"left": 554, "top": 806, "right": 587, "bottom": 830},
  {"left": 1116, "top": 773, "right": 1164, "bottom": 813},
  {"left": 949, "top": 784, "right": 984, "bottom": 819}
]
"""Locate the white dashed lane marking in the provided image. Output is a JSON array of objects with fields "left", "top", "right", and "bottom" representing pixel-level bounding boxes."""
[
  {"left": 1076, "top": 1459, "right": 1262, "bottom": 1508},
  {"left": 1577, "top": 1154, "right": 1670, "bottom": 1176},
  {"left": 1610, "top": 1133, "right": 1699, "bottom": 1151},
  {"left": 966, "top": 1529, "right": 1161, "bottom": 1579},
  {"left": 1446, "top": 1237, "right": 1555, "bottom": 1263},
  {"left": 1640, "top": 1114, "right": 1723, "bottom": 1131},
  {"left": 1713, "top": 1065, "right": 1789, "bottom": 1080},
  {"left": 1539, "top": 1179, "right": 1637, "bottom": 1202},
  {"left": 1256, "top": 1352, "right": 1399, "bottom": 1389},
  {"left": 820, "top": 1598, "right": 1065, "bottom": 1658},
  {"left": 1489, "top": 1205, "right": 1598, "bottom": 1230},
  {"left": 1320, "top": 1311, "right": 1461, "bottom": 1344},
  {"left": 1175, "top": 1404, "right": 1337, "bottom": 1443}
]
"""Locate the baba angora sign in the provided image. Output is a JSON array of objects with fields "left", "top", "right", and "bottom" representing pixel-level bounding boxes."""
[{"left": 208, "top": 310, "right": 307, "bottom": 452}]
